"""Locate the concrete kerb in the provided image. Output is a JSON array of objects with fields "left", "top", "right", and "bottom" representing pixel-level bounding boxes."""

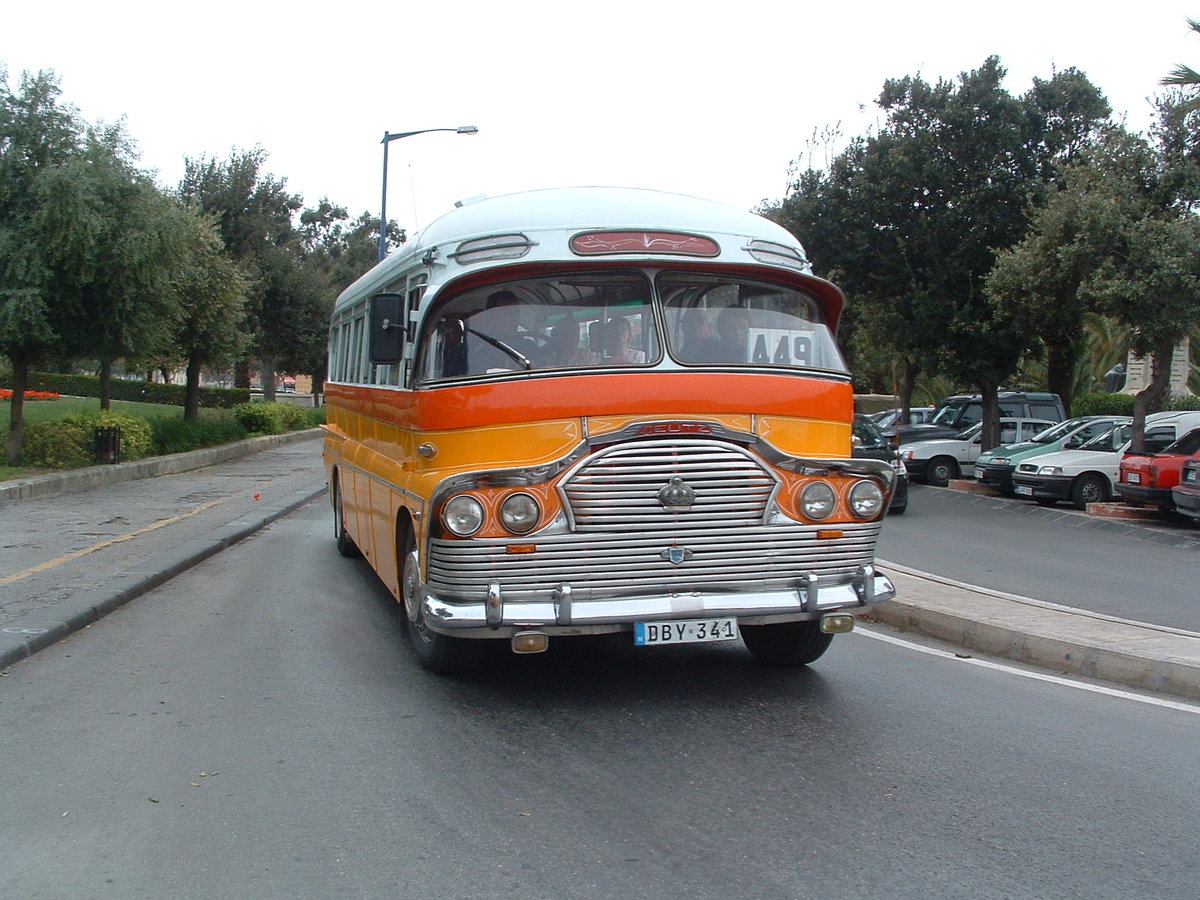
[
  {"left": 0, "top": 481, "right": 327, "bottom": 670},
  {"left": 872, "top": 560, "right": 1200, "bottom": 701},
  {"left": 0, "top": 428, "right": 324, "bottom": 506}
]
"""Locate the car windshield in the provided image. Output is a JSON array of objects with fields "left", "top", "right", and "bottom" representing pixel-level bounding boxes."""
[
  {"left": 1031, "top": 418, "right": 1087, "bottom": 443},
  {"left": 853, "top": 417, "right": 888, "bottom": 449},
  {"left": 1079, "top": 424, "right": 1131, "bottom": 452},
  {"left": 929, "top": 402, "right": 967, "bottom": 427}
]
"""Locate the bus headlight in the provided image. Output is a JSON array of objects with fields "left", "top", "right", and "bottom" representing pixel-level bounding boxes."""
[
  {"left": 848, "top": 480, "right": 885, "bottom": 519},
  {"left": 800, "top": 481, "right": 837, "bottom": 520},
  {"left": 500, "top": 492, "right": 541, "bottom": 534},
  {"left": 443, "top": 495, "right": 484, "bottom": 536}
]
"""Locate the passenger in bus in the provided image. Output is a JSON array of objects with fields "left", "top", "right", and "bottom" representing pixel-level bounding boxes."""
[
  {"left": 677, "top": 309, "right": 712, "bottom": 359},
  {"left": 693, "top": 304, "right": 750, "bottom": 363},
  {"left": 470, "top": 290, "right": 541, "bottom": 372},
  {"left": 546, "top": 318, "right": 598, "bottom": 367},
  {"left": 602, "top": 316, "right": 646, "bottom": 364}
]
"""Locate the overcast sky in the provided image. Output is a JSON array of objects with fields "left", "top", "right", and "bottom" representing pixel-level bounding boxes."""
[{"left": 5, "top": 2, "right": 1199, "bottom": 233}]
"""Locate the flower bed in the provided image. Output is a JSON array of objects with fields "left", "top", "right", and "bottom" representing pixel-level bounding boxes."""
[{"left": 0, "top": 389, "right": 60, "bottom": 401}]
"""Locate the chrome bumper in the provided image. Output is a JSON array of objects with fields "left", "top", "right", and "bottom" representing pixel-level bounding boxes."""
[{"left": 422, "top": 567, "right": 895, "bottom": 635}]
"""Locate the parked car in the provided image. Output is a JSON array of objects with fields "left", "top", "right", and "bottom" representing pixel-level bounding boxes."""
[
  {"left": 1171, "top": 458, "right": 1200, "bottom": 523},
  {"left": 853, "top": 414, "right": 908, "bottom": 514},
  {"left": 897, "top": 391, "right": 1065, "bottom": 443},
  {"left": 974, "top": 416, "right": 1130, "bottom": 495},
  {"left": 1117, "top": 426, "right": 1200, "bottom": 512},
  {"left": 899, "top": 417, "right": 1056, "bottom": 486},
  {"left": 1011, "top": 411, "right": 1200, "bottom": 510},
  {"left": 870, "top": 406, "right": 935, "bottom": 435}
]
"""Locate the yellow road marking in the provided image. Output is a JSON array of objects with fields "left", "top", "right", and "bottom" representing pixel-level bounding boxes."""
[{"left": 0, "top": 481, "right": 278, "bottom": 587}]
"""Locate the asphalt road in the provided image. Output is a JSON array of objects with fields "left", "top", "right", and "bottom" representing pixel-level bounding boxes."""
[
  {"left": 877, "top": 483, "right": 1200, "bottom": 632},
  {"left": 3, "top": 500, "right": 1199, "bottom": 899}
]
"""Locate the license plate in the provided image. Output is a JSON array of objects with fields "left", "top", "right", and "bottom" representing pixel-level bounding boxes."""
[
  {"left": 1015, "top": 484, "right": 1033, "bottom": 496},
  {"left": 1127, "top": 473, "right": 1141, "bottom": 484},
  {"left": 974, "top": 468, "right": 985, "bottom": 479},
  {"left": 634, "top": 618, "right": 738, "bottom": 646}
]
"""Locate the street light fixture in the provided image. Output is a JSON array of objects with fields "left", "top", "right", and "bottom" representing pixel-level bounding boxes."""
[{"left": 379, "top": 125, "right": 479, "bottom": 260}]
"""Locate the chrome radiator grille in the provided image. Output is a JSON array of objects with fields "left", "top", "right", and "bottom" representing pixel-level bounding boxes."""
[
  {"left": 560, "top": 438, "right": 777, "bottom": 531},
  {"left": 427, "top": 522, "right": 882, "bottom": 603}
]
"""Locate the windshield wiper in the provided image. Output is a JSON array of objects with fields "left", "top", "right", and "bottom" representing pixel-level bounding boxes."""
[{"left": 466, "top": 328, "right": 533, "bottom": 370}]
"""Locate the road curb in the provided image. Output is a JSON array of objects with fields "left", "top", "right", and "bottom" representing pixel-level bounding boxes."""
[
  {"left": 0, "top": 482, "right": 328, "bottom": 671},
  {"left": 872, "top": 561, "right": 1200, "bottom": 700},
  {"left": 0, "top": 428, "right": 324, "bottom": 506}
]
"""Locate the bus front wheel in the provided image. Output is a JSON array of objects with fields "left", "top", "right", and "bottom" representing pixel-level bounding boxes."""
[
  {"left": 400, "top": 537, "right": 481, "bottom": 675},
  {"left": 740, "top": 620, "right": 833, "bottom": 666}
]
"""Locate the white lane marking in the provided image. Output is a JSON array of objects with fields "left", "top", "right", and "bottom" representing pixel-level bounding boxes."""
[{"left": 854, "top": 626, "right": 1200, "bottom": 716}]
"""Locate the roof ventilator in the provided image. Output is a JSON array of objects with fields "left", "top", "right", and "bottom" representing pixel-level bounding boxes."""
[{"left": 449, "top": 233, "right": 536, "bottom": 264}]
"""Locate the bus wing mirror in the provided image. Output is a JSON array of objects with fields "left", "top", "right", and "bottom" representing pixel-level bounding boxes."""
[{"left": 369, "top": 292, "right": 405, "bottom": 364}]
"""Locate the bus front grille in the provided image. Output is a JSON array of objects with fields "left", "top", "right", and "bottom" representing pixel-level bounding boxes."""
[{"left": 559, "top": 438, "right": 777, "bottom": 531}]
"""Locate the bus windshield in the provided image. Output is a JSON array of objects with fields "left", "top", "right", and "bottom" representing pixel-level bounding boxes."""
[
  {"left": 416, "top": 269, "right": 846, "bottom": 383},
  {"left": 660, "top": 272, "right": 846, "bottom": 372}
]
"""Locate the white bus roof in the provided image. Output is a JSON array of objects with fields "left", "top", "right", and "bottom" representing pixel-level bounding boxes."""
[{"left": 334, "top": 186, "right": 817, "bottom": 314}]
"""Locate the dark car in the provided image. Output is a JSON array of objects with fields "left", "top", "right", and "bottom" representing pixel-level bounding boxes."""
[
  {"left": 896, "top": 391, "right": 1066, "bottom": 444},
  {"left": 853, "top": 415, "right": 908, "bottom": 514}
]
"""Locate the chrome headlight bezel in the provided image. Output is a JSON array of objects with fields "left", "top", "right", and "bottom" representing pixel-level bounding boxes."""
[
  {"left": 848, "top": 479, "right": 885, "bottom": 519},
  {"left": 499, "top": 492, "right": 541, "bottom": 534},
  {"left": 442, "top": 494, "right": 484, "bottom": 536},
  {"left": 800, "top": 481, "right": 837, "bottom": 520}
]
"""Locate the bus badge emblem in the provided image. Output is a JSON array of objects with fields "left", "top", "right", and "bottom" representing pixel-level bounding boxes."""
[
  {"left": 657, "top": 476, "right": 696, "bottom": 510},
  {"left": 661, "top": 545, "right": 693, "bottom": 566}
]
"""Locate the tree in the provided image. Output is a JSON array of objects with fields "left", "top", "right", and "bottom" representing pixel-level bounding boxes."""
[
  {"left": 769, "top": 59, "right": 1110, "bottom": 447},
  {"left": 164, "top": 206, "right": 249, "bottom": 422},
  {"left": 989, "top": 98, "right": 1200, "bottom": 451},
  {"left": 1163, "top": 18, "right": 1200, "bottom": 87},
  {"left": 178, "top": 148, "right": 302, "bottom": 395},
  {"left": 0, "top": 68, "right": 82, "bottom": 463},
  {"left": 32, "top": 124, "right": 180, "bottom": 408}
]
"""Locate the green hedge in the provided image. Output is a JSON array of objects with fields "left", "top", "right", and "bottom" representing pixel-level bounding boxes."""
[
  {"left": 21, "top": 410, "right": 153, "bottom": 467},
  {"left": 0, "top": 372, "right": 250, "bottom": 408},
  {"left": 1073, "top": 392, "right": 1200, "bottom": 416}
]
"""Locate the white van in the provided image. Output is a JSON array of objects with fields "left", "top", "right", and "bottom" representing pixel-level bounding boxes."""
[{"left": 1010, "top": 411, "right": 1200, "bottom": 509}]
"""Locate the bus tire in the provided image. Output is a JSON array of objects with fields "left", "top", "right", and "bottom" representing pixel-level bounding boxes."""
[
  {"left": 740, "top": 620, "right": 833, "bottom": 666},
  {"left": 400, "top": 533, "right": 481, "bottom": 675},
  {"left": 334, "top": 477, "right": 361, "bottom": 558}
]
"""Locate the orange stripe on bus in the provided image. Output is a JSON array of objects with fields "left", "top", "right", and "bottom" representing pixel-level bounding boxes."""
[{"left": 325, "top": 374, "right": 851, "bottom": 432}]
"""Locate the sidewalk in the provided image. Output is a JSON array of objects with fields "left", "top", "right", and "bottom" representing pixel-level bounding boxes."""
[
  {"left": 2, "top": 438, "right": 1199, "bottom": 701},
  {"left": 0, "top": 430, "right": 328, "bottom": 669}
]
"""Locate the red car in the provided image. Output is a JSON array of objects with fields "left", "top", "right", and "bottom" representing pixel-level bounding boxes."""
[{"left": 1117, "top": 426, "right": 1200, "bottom": 511}]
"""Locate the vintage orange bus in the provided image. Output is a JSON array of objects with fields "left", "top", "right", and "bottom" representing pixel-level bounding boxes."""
[{"left": 323, "top": 186, "right": 896, "bottom": 673}]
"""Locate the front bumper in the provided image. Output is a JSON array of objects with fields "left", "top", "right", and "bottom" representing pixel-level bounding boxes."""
[
  {"left": 1012, "top": 473, "right": 1073, "bottom": 501},
  {"left": 976, "top": 462, "right": 1015, "bottom": 492},
  {"left": 904, "top": 459, "right": 930, "bottom": 482},
  {"left": 421, "top": 568, "right": 896, "bottom": 636}
]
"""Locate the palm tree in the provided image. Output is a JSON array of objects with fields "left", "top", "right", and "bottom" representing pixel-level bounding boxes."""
[{"left": 1163, "top": 19, "right": 1200, "bottom": 85}]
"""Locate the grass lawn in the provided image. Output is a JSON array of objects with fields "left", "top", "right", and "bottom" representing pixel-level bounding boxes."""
[{"left": 0, "top": 396, "right": 240, "bottom": 481}]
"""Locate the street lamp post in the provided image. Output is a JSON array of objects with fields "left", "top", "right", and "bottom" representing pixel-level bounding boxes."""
[{"left": 379, "top": 125, "right": 478, "bottom": 261}]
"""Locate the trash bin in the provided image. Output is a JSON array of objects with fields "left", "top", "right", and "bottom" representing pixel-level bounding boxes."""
[{"left": 94, "top": 426, "right": 122, "bottom": 464}]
